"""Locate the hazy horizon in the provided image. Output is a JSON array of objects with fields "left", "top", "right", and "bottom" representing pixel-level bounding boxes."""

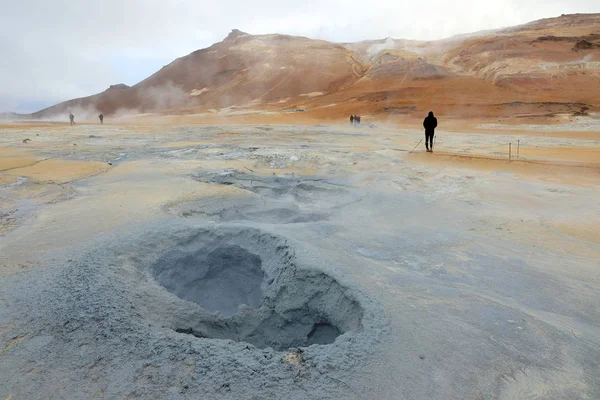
[{"left": 1, "top": 1, "right": 598, "bottom": 113}]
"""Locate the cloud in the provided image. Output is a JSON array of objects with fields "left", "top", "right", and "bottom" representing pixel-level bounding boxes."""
[{"left": 1, "top": 0, "right": 598, "bottom": 112}]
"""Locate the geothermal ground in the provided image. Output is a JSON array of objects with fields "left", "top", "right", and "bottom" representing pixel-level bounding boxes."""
[{"left": 0, "top": 119, "right": 599, "bottom": 399}]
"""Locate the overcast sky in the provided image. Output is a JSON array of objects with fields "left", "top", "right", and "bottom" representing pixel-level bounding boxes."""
[{"left": 1, "top": 1, "right": 597, "bottom": 113}]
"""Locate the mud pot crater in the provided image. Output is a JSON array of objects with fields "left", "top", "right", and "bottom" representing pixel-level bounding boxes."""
[
  {"left": 148, "top": 227, "right": 364, "bottom": 351},
  {"left": 170, "top": 197, "right": 329, "bottom": 224},
  {"left": 192, "top": 171, "right": 354, "bottom": 205},
  {"left": 167, "top": 171, "right": 359, "bottom": 224}
]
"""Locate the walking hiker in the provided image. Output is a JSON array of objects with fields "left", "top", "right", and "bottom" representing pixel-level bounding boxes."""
[
  {"left": 423, "top": 111, "right": 437, "bottom": 152},
  {"left": 69, "top": 113, "right": 75, "bottom": 125},
  {"left": 350, "top": 115, "right": 354, "bottom": 124},
  {"left": 355, "top": 115, "right": 361, "bottom": 124},
  {"left": 99, "top": 113, "right": 104, "bottom": 124}
]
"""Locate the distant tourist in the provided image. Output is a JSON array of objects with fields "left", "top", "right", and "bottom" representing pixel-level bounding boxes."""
[
  {"left": 69, "top": 113, "right": 75, "bottom": 125},
  {"left": 423, "top": 111, "right": 437, "bottom": 152},
  {"left": 99, "top": 113, "right": 104, "bottom": 124},
  {"left": 355, "top": 115, "right": 361, "bottom": 124},
  {"left": 350, "top": 115, "right": 354, "bottom": 124}
]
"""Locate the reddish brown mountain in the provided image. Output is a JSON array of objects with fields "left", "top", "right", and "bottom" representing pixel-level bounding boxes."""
[
  {"left": 31, "top": 29, "right": 365, "bottom": 118},
  {"left": 29, "top": 14, "right": 600, "bottom": 121}
]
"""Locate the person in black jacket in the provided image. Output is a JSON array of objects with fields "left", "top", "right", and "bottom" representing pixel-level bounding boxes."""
[{"left": 423, "top": 111, "right": 437, "bottom": 152}]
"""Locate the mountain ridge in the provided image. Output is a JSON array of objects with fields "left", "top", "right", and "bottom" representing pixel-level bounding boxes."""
[{"left": 20, "top": 14, "right": 600, "bottom": 121}]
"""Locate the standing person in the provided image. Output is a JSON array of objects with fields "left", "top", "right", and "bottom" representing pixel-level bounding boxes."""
[
  {"left": 423, "top": 111, "right": 437, "bottom": 152},
  {"left": 99, "top": 113, "right": 104, "bottom": 124},
  {"left": 356, "top": 115, "right": 361, "bottom": 124},
  {"left": 69, "top": 113, "right": 75, "bottom": 125},
  {"left": 350, "top": 115, "right": 354, "bottom": 124}
]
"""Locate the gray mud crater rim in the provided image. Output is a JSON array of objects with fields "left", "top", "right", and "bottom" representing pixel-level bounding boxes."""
[{"left": 149, "top": 228, "right": 364, "bottom": 351}]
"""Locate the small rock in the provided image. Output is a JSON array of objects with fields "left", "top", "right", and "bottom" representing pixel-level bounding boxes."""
[
  {"left": 22, "top": 138, "right": 31, "bottom": 143},
  {"left": 283, "top": 349, "right": 304, "bottom": 365},
  {"left": 219, "top": 383, "right": 230, "bottom": 392}
]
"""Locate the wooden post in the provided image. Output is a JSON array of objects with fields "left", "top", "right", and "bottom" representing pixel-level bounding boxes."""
[
  {"left": 509, "top": 143, "right": 512, "bottom": 160},
  {"left": 517, "top": 140, "right": 520, "bottom": 158}
]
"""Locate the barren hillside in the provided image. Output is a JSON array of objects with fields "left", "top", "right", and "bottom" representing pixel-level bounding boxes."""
[{"left": 27, "top": 14, "right": 600, "bottom": 122}]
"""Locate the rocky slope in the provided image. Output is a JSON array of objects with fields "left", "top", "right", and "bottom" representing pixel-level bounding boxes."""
[{"left": 28, "top": 14, "right": 600, "bottom": 121}]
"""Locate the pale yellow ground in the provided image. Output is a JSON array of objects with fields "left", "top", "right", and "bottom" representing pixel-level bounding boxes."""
[
  {"left": 0, "top": 147, "right": 41, "bottom": 171},
  {"left": 518, "top": 146, "right": 600, "bottom": 164},
  {"left": 551, "top": 222, "right": 600, "bottom": 245},
  {"left": 160, "top": 141, "right": 212, "bottom": 148},
  {"left": 5, "top": 159, "right": 111, "bottom": 184},
  {"left": 0, "top": 176, "right": 18, "bottom": 185},
  {"left": 407, "top": 151, "right": 600, "bottom": 187},
  {"left": 0, "top": 121, "right": 598, "bottom": 265}
]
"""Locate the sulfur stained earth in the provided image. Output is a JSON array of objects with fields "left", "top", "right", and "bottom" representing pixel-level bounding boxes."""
[{"left": 0, "top": 121, "right": 599, "bottom": 399}]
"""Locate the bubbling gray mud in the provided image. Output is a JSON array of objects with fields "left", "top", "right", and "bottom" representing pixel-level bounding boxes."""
[{"left": 145, "top": 227, "right": 364, "bottom": 351}]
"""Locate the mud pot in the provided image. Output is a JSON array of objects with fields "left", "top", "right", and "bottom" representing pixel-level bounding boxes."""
[{"left": 149, "top": 227, "right": 364, "bottom": 350}]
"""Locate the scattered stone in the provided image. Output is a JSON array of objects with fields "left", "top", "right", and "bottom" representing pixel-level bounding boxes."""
[
  {"left": 109, "top": 83, "right": 130, "bottom": 90},
  {"left": 219, "top": 383, "right": 231, "bottom": 392},
  {"left": 175, "top": 327, "right": 205, "bottom": 338},
  {"left": 572, "top": 39, "right": 595, "bottom": 51},
  {"left": 573, "top": 106, "right": 590, "bottom": 116},
  {"left": 283, "top": 349, "right": 304, "bottom": 365},
  {"left": 22, "top": 138, "right": 31, "bottom": 143}
]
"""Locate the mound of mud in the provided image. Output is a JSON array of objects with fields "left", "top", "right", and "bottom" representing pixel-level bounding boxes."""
[{"left": 148, "top": 227, "right": 363, "bottom": 350}]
